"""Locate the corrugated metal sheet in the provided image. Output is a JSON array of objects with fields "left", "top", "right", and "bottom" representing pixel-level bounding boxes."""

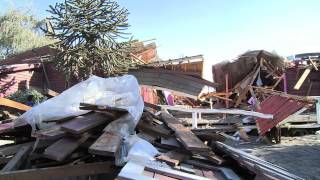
[{"left": 256, "top": 95, "right": 305, "bottom": 135}]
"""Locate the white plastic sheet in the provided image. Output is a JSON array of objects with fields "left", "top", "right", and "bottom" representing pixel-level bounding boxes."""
[
  {"left": 125, "top": 135, "right": 159, "bottom": 162},
  {"left": 16, "top": 75, "right": 144, "bottom": 131}
]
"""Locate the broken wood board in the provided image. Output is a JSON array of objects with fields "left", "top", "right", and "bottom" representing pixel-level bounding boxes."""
[
  {"left": 160, "top": 112, "right": 209, "bottom": 152},
  {"left": 89, "top": 132, "right": 122, "bottom": 157},
  {"left": 43, "top": 135, "right": 89, "bottom": 161},
  {"left": 0, "top": 161, "right": 116, "bottom": 180},
  {"left": 61, "top": 112, "right": 111, "bottom": 135},
  {"left": 294, "top": 67, "right": 311, "bottom": 90},
  {"left": 0, "top": 98, "right": 31, "bottom": 111},
  {"left": 1, "top": 144, "right": 32, "bottom": 172},
  {"left": 156, "top": 151, "right": 187, "bottom": 166},
  {"left": 137, "top": 119, "right": 172, "bottom": 138}
]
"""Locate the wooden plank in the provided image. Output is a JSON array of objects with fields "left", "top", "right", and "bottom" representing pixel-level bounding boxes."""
[
  {"left": 35, "top": 128, "right": 66, "bottom": 140},
  {"left": 0, "top": 142, "right": 34, "bottom": 156},
  {"left": 1, "top": 145, "right": 32, "bottom": 172},
  {"left": 43, "top": 135, "right": 89, "bottom": 161},
  {"left": 137, "top": 119, "right": 172, "bottom": 138},
  {"left": 61, "top": 113, "right": 111, "bottom": 135},
  {"left": 160, "top": 113, "right": 209, "bottom": 152},
  {"left": 156, "top": 151, "right": 186, "bottom": 166},
  {"left": 0, "top": 161, "right": 116, "bottom": 180},
  {"left": 306, "top": 81, "right": 313, "bottom": 96},
  {"left": 0, "top": 122, "right": 14, "bottom": 134},
  {"left": 79, "top": 103, "right": 128, "bottom": 113},
  {"left": 89, "top": 132, "right": 122, "bottom": 156},
  {"left": 160, "top": 137, "right": 180, "bottom": 148},
  {"left": 294, "top": 67, "right": 311, "bottom": 90},
  {"left": 0, "top": 98, "right": 31, "bottom": 111}
]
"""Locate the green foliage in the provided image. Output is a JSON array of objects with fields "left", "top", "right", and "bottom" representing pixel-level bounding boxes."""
[
  {"left": 44, "top": 0, "right": 136, "bottom": 81},
  {"left": 0, "top": 10, "right": 54, "bottom": 59},
  {"left": 7, "top": 89, "right": 46, "bottom": 105}
]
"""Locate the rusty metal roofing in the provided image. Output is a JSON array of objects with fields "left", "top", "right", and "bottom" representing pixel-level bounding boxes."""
[{"left": 256, "top": 95, "right": 305, "bottom": 135}]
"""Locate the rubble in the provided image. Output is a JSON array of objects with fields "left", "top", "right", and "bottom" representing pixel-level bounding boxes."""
[{"left": 0, "top": 72, "right": 309, "bottom": 180}]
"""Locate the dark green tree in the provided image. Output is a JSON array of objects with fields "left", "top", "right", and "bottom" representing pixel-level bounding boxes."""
[
  {"left": 0, "top": 10, "right": 53, "bottom": 59},
  {"left": 45, "top": 0, "right": 135, "bottom": 81}
]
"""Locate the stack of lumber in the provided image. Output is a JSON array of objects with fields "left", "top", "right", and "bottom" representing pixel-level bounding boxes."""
[{"left": 0, "top": 99, "right": 303, "bottom": 180}]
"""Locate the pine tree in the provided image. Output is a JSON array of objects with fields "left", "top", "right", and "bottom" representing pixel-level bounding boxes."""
[{"left": 45, "top": 0, "right": 135, "bottom": 81}]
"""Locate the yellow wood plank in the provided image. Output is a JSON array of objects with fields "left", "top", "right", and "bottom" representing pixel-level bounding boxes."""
[{"left": 0, "top": 98, "right": 31, "bottom": 111}]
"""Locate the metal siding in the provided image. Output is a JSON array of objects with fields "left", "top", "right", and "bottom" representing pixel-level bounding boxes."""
[{"left": 256, "top": 95, "right": 305, "bottom": 135}]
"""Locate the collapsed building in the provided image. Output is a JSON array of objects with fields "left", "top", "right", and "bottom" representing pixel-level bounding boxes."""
[{"left": 0, "top": 44, "right": 319, "bottom": 179}]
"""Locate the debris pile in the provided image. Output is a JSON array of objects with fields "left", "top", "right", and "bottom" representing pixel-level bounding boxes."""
[{"left": 0, "top": 74, "right": 305, "bottom": 180}]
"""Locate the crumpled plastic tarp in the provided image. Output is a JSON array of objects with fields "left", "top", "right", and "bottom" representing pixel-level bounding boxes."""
[
  {"left": 118, "top": 134, "right": 159, "bottom": 165},
  {"left": 16, "top": 75, "right": 144, "bottom": 132}
]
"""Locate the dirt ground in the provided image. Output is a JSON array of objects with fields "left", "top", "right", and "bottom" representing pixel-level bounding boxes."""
[{"left": 225, "top": 135, "right": 320, "bottom": 180}]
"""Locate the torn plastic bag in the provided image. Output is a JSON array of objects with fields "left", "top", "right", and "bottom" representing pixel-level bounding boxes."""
[
  {"left": 116, "top": 135, "right": 159, "bottom": 166},
  {"left": 15, "top": 75, "right": 144, "bottom": 132}
]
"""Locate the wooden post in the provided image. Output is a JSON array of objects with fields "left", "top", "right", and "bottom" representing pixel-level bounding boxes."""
[
  {"left": 316, "top": 97, "right": 320, "bottom": 124},
  {"left": 283, "top": 73, "right": 287, "bottom": 93},
  {"left": 225, "top": 74, "right": 229, "bottom": 108},
  {"left": 192, "top": 112, "right": 198, "bottom": 129}
]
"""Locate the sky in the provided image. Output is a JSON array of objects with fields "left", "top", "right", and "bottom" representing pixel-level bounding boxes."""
[{"left": 1, "top": 0, "right": 320, "bottom": 64}]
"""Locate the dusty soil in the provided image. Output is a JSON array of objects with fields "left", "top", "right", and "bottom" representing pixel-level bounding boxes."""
[{"left": 225, "top": 135, "right": 320, "bottom": 180}]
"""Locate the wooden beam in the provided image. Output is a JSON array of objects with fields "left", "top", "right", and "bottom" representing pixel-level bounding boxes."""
[
  {"left": 0, "top": 98, "right": 31, "bottom": 111},
  {"left": 272, "top": 75, "right": 284, "bottom": 90},
  {"left": 294, "top": 67, "right": 311, "bottom": 90},
  {"left": 1, "top": 145, "right": 32, "bottom": 172},
  {"left": 225, "top": 73, "right": 229, "bottom": 108},
  {"left": 0, "top": 161, "right": 116, "bottom": 180}
]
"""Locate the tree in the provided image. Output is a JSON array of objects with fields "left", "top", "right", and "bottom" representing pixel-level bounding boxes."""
[
  {"left": 0, "top": 10, "right": 53, "bottom": 59},
  {"left": 45, "top": 0, "right": 135, "bottom": 81}
]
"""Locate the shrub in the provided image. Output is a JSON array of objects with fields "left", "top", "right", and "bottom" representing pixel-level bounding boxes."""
[{"left": 7, "top": 89, "right": 46, "bottom": 105}]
